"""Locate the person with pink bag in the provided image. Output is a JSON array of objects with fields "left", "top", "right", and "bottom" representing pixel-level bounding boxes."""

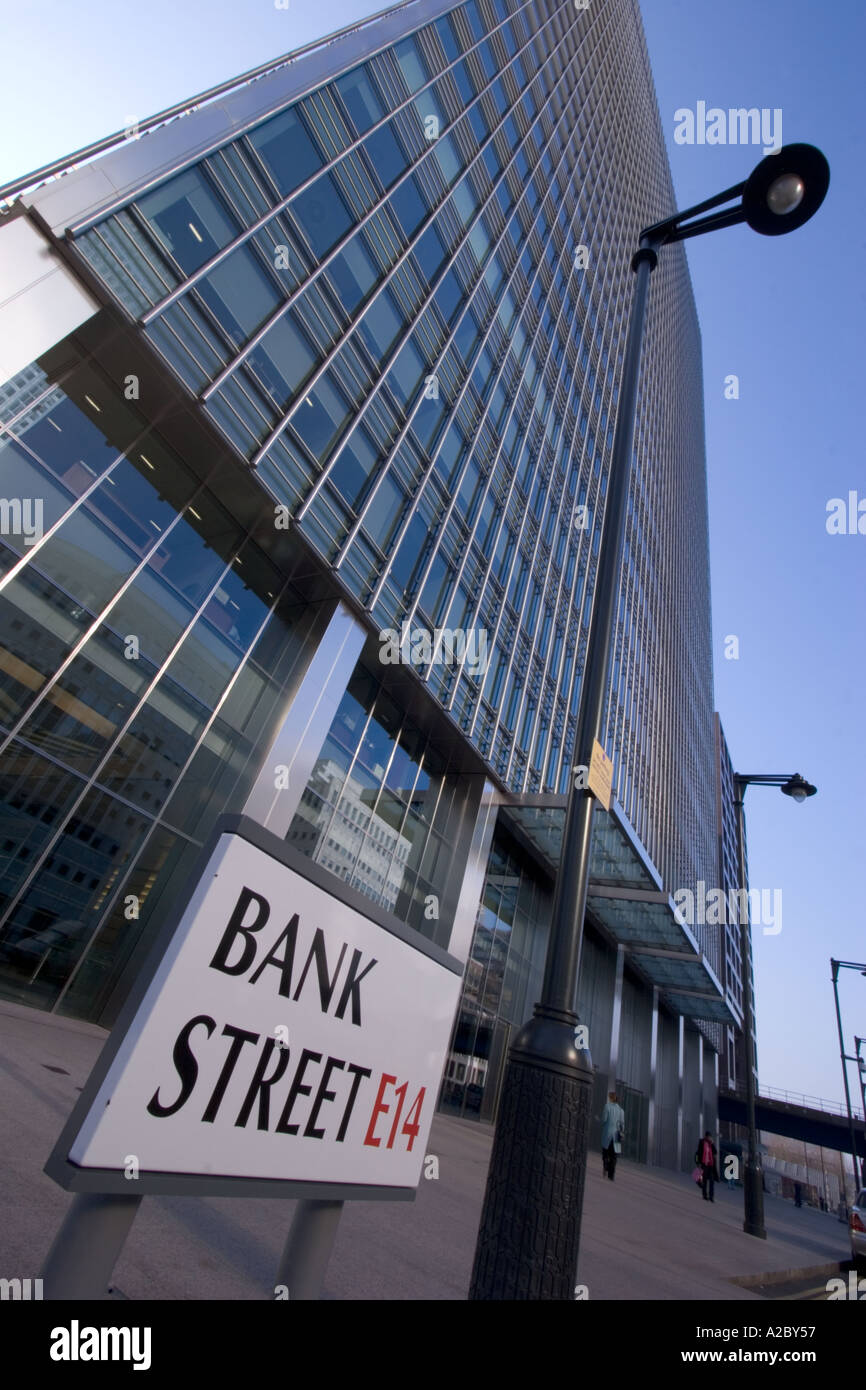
[{"left": 694, "top": 1131, "right": 719, "bottom": 1202}]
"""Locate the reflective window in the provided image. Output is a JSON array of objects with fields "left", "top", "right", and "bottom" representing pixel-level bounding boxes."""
[
  {"left": 390, "top": 505, "right": 434, "bottom": 595},
  {"left": 433, "top": 269, "right": 464, "bottom": 326},
  {"left": 291, "top": 171, "right": 353, "bottom": 259},
  {"left": 328, "top": 427, "right": 381, "bottom": 510},
  {"left": 291, "top": 374, "right": 352, "bottom": 462},
  {"left": 363, "top": 123, "right": 409, "bottom": 191},
  {"left": 197, "top": 244, "right": 281, "bottom": 348},
  {"left": 435, "top": 14, "right": 460, "bottom": 62},
  {"left": 247, "top": 311, "right": 317, "bottom": 409},
  {"left": 325, "top": 236, "right": 379, "bottom": 316},
  {"left": 149, "top": 505, "right": 236, "bottom": 609},
  {"left": 432, "top": 134, "right": 462, "bottom": 188},
  {"left": 388, "top": 174, "right": 428, "bottom": 239},
  {"left": 247, "top": 107, "right": 323, "bottom": 197},
  {"left": 451, "top": 62, "right": 476, "bottom": 108},
  {"left": 0, "top": 783, "right": 151, "bottom": 1012},
  {"left": 83, "top": 457, "right": 179, "bottom": 557},
  {"left": 362, "top": 474, "right": 408, "bottom": 552},
  {"left": 17, "top": 626, "right": 148, "bottom": 773},
  {"left": 386, "top": 338, "right": 426, "bottom": 409},
  {"left": 356, "top": 287, "right": 405, "bottom": 363},
  {"left": 137, "top": 168, "right": 238, "bottom": 275},
  {"left": 413, "top": 221, "right": 448, "bottom": 284},
  {"left": 393, "top": 37, "right": 428, "bottom": 93},
  {"left": 336, "top": 67, "right": 384, "bottom": 134},
  {"left": 420, "top": 551, "right": 454, "bottom": 622},
  {"left": 11, "top": 391, "right": 126, "bottom": 494}
]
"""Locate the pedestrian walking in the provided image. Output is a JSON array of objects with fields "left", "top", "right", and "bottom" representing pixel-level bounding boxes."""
[
  {"left": 793, "top": 1181, "right": 802, "bottom": 1208},
  {"left": 695, "top": 1131, "right": 718, "bottom": 1202},
  {"left": 600, "top": 1092, "right": 626, "bottom": 1181}
]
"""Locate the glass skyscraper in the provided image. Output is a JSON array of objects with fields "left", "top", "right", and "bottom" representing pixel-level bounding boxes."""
[{"left": 0, "top": 0, "right": 734, "bottom": 1166}]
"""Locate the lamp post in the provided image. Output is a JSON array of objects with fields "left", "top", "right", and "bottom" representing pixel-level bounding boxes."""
[
  {"left": 469, "top": 145, "right": 830, "bottom": 1299},
  {"left": 733, "top": 772, "right": 817, "bottom": 1239},
  {"left": 830, "top": 960, "right": 866, "bottom": 1190},
  {"left": 855, "top": 1037, "right": 866, "bottom": 1124}
]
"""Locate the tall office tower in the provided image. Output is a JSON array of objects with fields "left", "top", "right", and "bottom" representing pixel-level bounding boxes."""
[{"left": 0, "top": 0, "right": 732, "bottom": 1166}]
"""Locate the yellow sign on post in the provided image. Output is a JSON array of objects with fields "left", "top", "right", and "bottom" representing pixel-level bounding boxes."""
[{"left": 588, "top": 739, "right": 614, "bottom": 811}]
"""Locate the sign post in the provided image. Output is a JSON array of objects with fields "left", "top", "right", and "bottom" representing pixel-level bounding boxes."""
[{"left": 42, "top": 814, "right": 464, "bottom": 1297}]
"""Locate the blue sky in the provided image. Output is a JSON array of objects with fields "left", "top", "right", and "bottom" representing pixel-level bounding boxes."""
[{"left": 1, "top": 0, "right": 864, "bottom": 1111}]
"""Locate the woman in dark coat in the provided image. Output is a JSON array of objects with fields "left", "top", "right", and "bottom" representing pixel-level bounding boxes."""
[{"left": 695, "top": 1131, "right": 719, "bottom": 1202}]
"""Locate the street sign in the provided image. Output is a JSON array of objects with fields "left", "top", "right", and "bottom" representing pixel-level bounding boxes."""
[
  {"left": 588, "top": 739, "right": 614, "bottom": 811},
  {"left": 46, "top": 816, "right": 463, "bottom": 1198}
]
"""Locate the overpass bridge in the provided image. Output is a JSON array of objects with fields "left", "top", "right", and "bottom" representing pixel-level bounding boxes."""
[{"left": 719, "top": 1083, "right": 866, "bottom": 1161}]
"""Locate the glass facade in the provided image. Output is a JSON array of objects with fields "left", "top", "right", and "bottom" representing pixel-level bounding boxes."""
[
  {"left": 0, "top": 350, "right": 315, "bottom": 1020},
  {"left": 440, "top": 824, "right": 551, "bottom": 1120},
  {"left": 2, "top": 0, "right": 724, "bottom": 1158},
  {"left": 66, "top": 0, "right": 715, "bottom": 901},
  {"left": 285, "top": 658, "right": 468, "bottom": 944}
]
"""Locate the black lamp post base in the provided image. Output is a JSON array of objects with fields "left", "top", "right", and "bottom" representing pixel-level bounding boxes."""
[
  {"left": 469, "top": 1012, "right": 594, "bottom": 1300},
  {"left": 743, "top": 1164, "right": 767, "bottom": 1239}
]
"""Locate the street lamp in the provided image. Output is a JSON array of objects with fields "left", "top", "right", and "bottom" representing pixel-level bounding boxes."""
[
  {"left": 733, "top": 772, "right": 818, "bottom": 1240},
  {"left": 854, "top": 1038, "right": 866, "bottom": 1126},
  {"left": 830, "top": 960, "right": 866, "bottom": 1193},
  {"left": 469, "top": 145, "right": 829, "bottom": 1300}
]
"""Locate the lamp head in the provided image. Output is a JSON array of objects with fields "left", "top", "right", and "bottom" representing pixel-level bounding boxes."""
[
  {"left": 780, "top": 773, "right": 817, "bottom": 803},
  {"left": 742, "top": 144, "right": 829, "bottom": 236}
]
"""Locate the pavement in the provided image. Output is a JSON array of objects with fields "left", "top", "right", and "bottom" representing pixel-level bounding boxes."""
[{"left": 0, "top": 999, "right": 853, "bottom": 1300}]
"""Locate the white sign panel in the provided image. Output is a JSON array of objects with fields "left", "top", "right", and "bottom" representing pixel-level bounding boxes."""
[{"left": 68, "top": 833, "right": 462, "bottom": 1190}]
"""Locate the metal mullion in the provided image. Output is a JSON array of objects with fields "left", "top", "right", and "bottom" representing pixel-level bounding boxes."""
[
  {"left": 148, "top": 302, "right": 228, "bottom": 389},
  {"left": 202, "top": 0, "right": 566, "bottom": 408},
  {"left": 49, "top": 571, "right": 298, "bottom": 1012},
  {"left": 305, "top": 86, "right": 352, "bottom": 163},
  {"left": 202, "top": 153, "right": 266, "bottom": 239},
  {"left": 493, "top": 15, "right": 639, "bottom": 783},
  {"left": 207, "top": 370, "right": 273, "bottom": 452},
  {"left": 336, "top": 4, "right": 590, "bottom": 583},
  {"left": 335, "top": 704, "right": 406, "bottom": 881},
  {"left": 277, "top": 35, "right": 578, "bottom": 540},
  {"left": 163, "top": 288, "right": 238, "bottom": 371},
  {"left": 0, "top": 490, "right": 200, "bottom": 758},
  {"left": 209, "top": 141, "right": 274, "bottom": 223},
  {"left": 544, "top": 24, "right": 649, "bottom": 790},
  {"left": 138, "top": 0, "right": 539, "bottom": 327},
  {"left": 83, "top": 220, "right": 174, "bottom": 311},
  {"left": 332, "top": 146, "right": 381, "bottom": 224},
  {"left": 0, "top": 543, "right": 247, "bottom": 935},
  {"left": 550, "top": 211, "right": 632, "bottom": 745},
  {"left": 435, "top": 9, "right": 623, "bottom": 740}
]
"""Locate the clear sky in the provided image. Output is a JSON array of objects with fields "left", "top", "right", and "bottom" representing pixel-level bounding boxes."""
[{"left": 1, "top": 0, "right": 863, "bottom": 1112}]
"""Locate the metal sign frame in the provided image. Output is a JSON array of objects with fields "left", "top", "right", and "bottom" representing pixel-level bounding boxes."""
[{"left": 44, "top": 813, "right": 464, "bottom": 1203}]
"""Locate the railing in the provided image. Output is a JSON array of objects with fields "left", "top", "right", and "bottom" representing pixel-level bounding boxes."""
[
  {"left": 0, "top": 0, "right": 417, "bottom": 209},
  {"left": 728, "top": 1081, "right": 865, "bottom": 1121}
]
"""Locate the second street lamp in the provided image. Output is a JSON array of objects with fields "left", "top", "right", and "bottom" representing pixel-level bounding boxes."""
[
  {"left": 469, "top": 145, "right": 829, "bottom": 1300},
  {"left": 733, "top": 772, "right": 817, "bottom": 1239},
  {"left": 831, "top": 960, "right": 866, "bottom": 1192}
]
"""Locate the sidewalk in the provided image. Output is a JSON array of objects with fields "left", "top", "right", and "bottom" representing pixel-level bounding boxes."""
[{"left": 0, "top": 1000, "right": 851, "bottom": 1300}]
